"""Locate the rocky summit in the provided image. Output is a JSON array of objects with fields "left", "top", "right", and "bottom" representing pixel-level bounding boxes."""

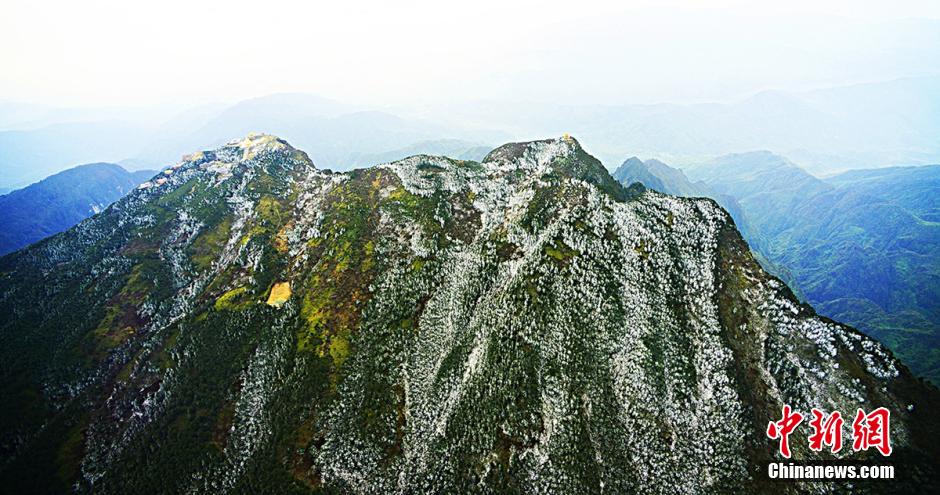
[{"left": 0, "top": 133, "right": 937, "bottom": 494}]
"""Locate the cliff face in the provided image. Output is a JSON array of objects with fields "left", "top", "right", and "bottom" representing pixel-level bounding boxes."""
[{"left": 0, "top": 134, "right": 936, "bottom": 493}]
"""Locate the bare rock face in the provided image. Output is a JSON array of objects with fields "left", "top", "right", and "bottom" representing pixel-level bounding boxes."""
[{"left": 0, "top": 134, "right": 937, "bottom": 494}]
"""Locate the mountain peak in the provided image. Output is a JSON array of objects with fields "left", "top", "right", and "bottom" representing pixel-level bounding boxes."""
[
  {"left": 480, "top": 135, "right": 637, "bottom": 201},
  {"left": 481, "top": 135, "right": 582, "bottom": 168},
  {"left": 132, "top": 133, "right": 314, "bottom": 196},
  {"left": 612, "top": 156, "right": 645, "bottom": 179},
  {"left": 225, "top": 132, "right": 294, "bottom": 161},
  {"left": 621, "top": 156, "right": 644, "bottom": 166}
]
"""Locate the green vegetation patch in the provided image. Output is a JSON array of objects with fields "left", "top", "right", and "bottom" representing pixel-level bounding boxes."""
[
  {"left": 215, "top": 286, "right": 253, "bottom": 311},
  {"left": 383, "top": 185, "right": 453, "bottom": 249},
  {"left": 544, "top": 238, "right": 579, "bottom": 264},
  {"left": 189, "top": 217, "right": 233, "bottom": 271},
  {"left": 55, "top": 415, "right": 89, "bottom": 485},
  {"left": 89, "top": 262, "right": 155, "bottom": 354},
  {"left": 296, "top": 170, "right": 390, "bottom": 377}
]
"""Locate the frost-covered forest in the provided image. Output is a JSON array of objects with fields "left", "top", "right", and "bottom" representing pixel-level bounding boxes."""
[{"left": 0, "top": 134, "right": 938, "bottom": 493}]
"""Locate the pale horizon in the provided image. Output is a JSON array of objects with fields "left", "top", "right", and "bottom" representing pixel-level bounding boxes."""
[{"left": 3, "top": 0, "right": 940, "bottom": 108}]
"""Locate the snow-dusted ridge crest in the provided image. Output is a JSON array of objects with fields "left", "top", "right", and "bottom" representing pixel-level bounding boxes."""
[{"left": 0, "top": 133, "right": 937, "bottom": 494}]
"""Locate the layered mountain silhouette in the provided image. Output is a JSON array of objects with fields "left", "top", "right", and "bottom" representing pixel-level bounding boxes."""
[{"left": 4, "top": 76, "right": 940, "bottom": 189}]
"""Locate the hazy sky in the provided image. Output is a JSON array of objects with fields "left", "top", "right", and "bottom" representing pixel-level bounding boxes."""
[{"left": 3, "top": 0, "right": 939, "bottom": 107}]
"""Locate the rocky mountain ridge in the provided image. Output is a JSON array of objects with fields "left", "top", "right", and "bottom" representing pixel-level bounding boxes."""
[{"left": 0, "top": 133, "right": 937, "bottom": 493}]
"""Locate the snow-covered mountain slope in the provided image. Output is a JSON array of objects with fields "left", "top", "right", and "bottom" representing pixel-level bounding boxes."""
[{"left": 0, "top": 134, "right": 936, "bottom": 493}]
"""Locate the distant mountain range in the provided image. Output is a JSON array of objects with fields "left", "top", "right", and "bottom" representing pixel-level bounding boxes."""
[
  {"left": 618, "top": 153, "right": 940, "bottom": 384},
  {"left": 0, "top": 163, "right": 154, "bottom": 255},
  {"left": 0, "top": 121, "right": 155, "bottom": 189},
  {"left": 423, "top": 76, "right": 940, "bottom": 174},
  {"left": 133, "top": 94, "right": 505, "bottom": 172},
  {"left": 0, "top": 94, "right": 506, "bottom": 189},
  {"left": 3, "top": 76, "right": 939, "bottom": 189}
]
